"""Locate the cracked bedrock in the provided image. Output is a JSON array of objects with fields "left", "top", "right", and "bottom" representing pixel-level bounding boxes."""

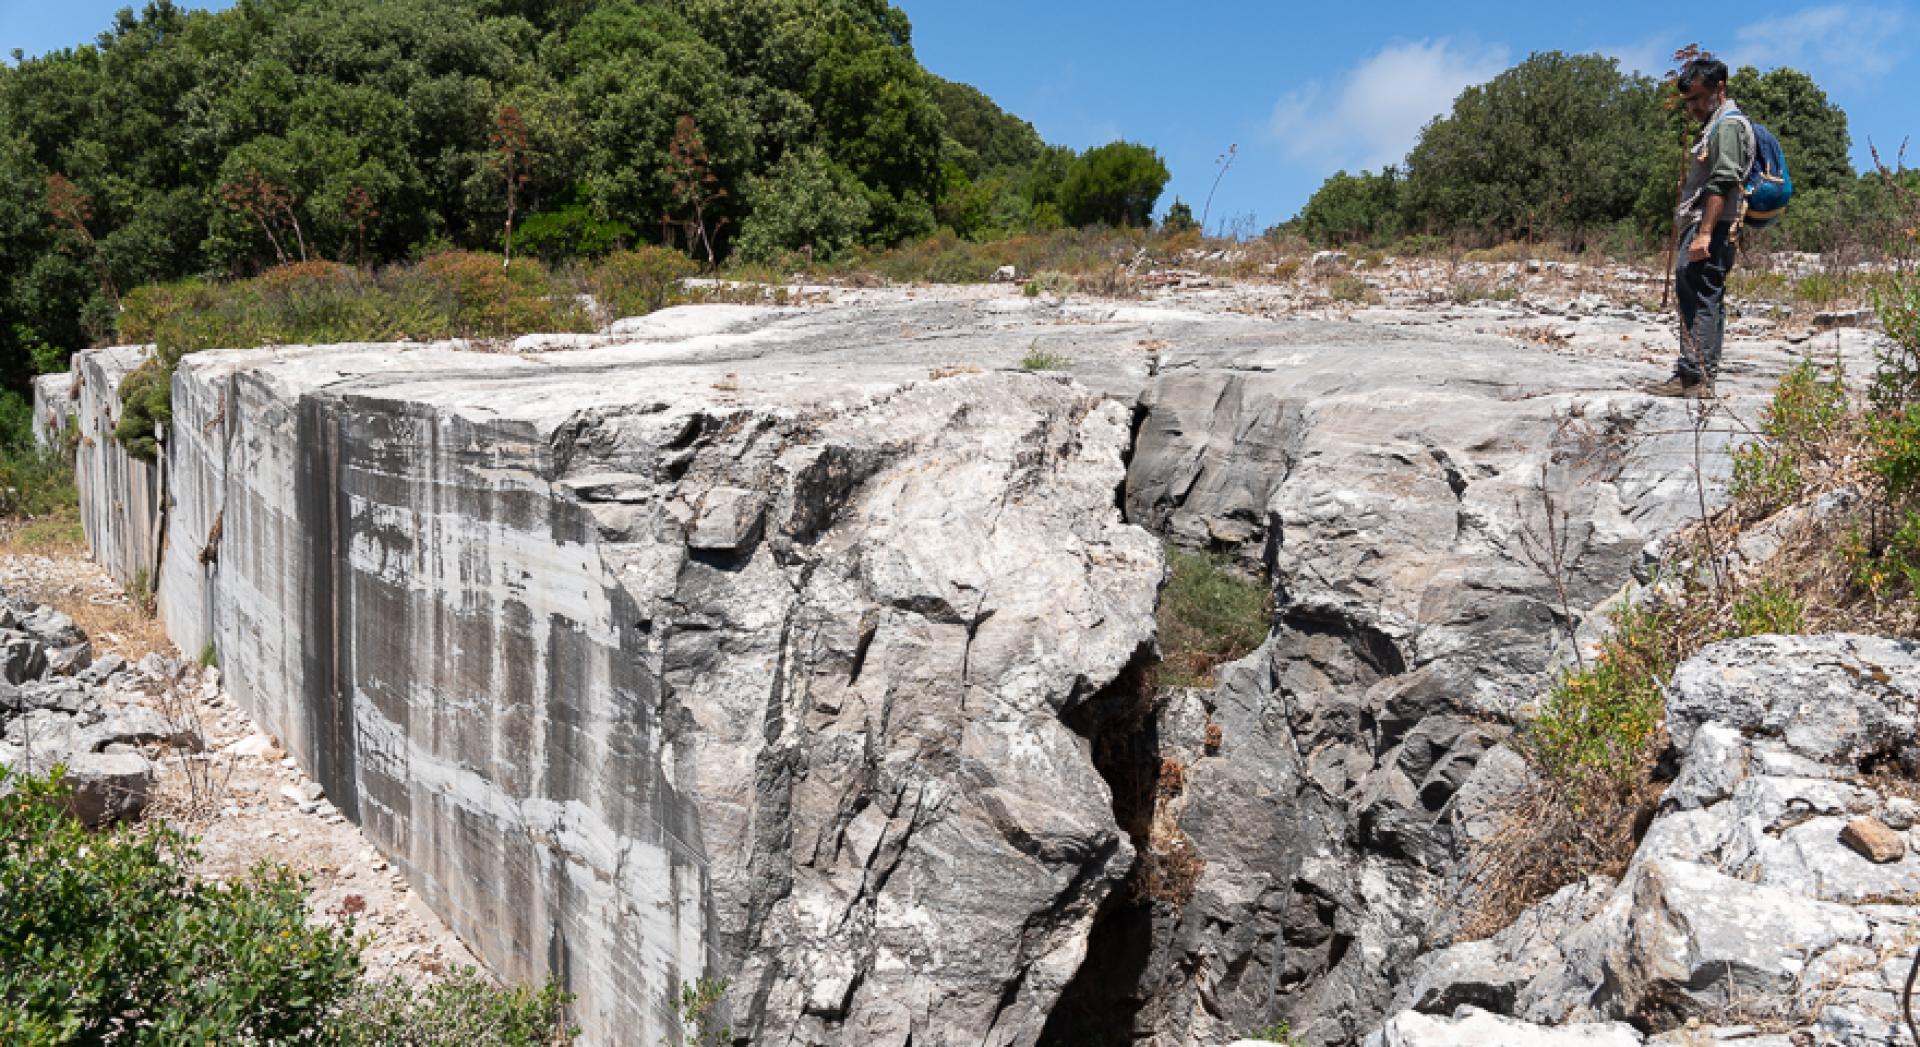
[{"left": 62, "top": 291, "right": 1858, "bottom": 1046}]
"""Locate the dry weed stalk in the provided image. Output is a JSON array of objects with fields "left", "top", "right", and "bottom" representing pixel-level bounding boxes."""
[
  {"left": 149, "top": 667, "right": 236, "bottom": 823},
  {"left": 1456, "top": 771, "right": 1661, "bottom": 942}
]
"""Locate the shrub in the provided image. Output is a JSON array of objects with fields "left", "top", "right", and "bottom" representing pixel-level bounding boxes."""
[
  {"left": 733, "top": 148, "right": 873, "bottom": 265},
  {"left": 112, "top": 256, "right": 597, "bottom": 455},
  {"left": 1058, "top": 142, "right": 1170, "bottom": 228},
  {"left": 414, "top": 252, "right": 589, "bottom": 340},
  {"left": 1729, "top": 358, "right": 1848, "bottom": 516},
  {"left": 515, "top": 203, "right": 636, "bottom": 263},
  {"left": 585, "top": 248, "right": 698, "bottom": 321},
  {"left": 1327, "top": 274, "right": 1374, "bottom": 303},
  {"left": 1525, "top": 601, "right": 1677, "bottom": 784},
  {"left": 1157, "top": 549, "right": 1272, "bottom": 688},
  {"left": 1020, "top": 345, "right": 1072, "bottom": 371},
  {"left": 0, "top": 768, "right": 362, "bottom": 1042},
  {"left": 1730, "top": 581, "right": 1806, "bottom": 636},
  {"left": 327, "top": 968, "right": 575, "bottom": 1046},
  {"left": 0, "top": 768, "right": 577, "bottom": 1045},
  {"left": 0, "top": 444, "right": 77, "bottom": 520}
]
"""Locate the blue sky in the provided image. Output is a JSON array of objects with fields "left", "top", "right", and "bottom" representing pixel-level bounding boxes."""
[{"left": 6, "top": 0, "right": 1917, "bottom": 232}]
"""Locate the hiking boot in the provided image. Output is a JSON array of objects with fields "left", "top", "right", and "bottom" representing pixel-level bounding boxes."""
[
  {"left": 1683, "top": 379, "right": 1716, "bottom": 399},
  {"left": 1644, "top": 375, "right": 1703, "bottom": 398}
]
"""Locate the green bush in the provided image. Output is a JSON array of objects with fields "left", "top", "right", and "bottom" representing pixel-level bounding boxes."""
[
  {"left": 327, "top": 968, "right": 574, "bottom": 1047},
  {"left": 0, "top": 768, "right": 577, "bottom": 1046},
  {"left": 0, "top": 768, "right": 362, "bottom": 1043},
  {"left": 1730, "top": 581, "right": 1806, "bottom": 637},
  {"left": 515, "top": 203, "right": 637, "bottom": 263},
  {"left": 1157, "top": 549, "right": 1272, "bottom": 688},
  {"left": 1297, "top": 168, "right": 1403, "bottom": 246},
  {"left": 733, "top": 148, "right": 873, "bottom": 265},
  {"left": 1527, "top": 602, "right": 1677, "bottom": 783},
  {"left": 1729, "top": 358, "right": 1848, "bottom": 515},
  {"left": 1058, "top": 142, "right": 1170, "bottom": 228},
  {"left": 0, "top": 443, "right": 76, "bottom": 519},
  {"left": 1019, "top": 345, "right": 1072, "bottom": 371},
  {"left": 113, "top": 256, "right": 597, "bottom": 456},
  {"left": 585, "top": 248, "right": 698, "bottom": 320}
]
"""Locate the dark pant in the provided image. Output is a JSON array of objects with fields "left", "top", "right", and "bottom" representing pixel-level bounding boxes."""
[{"left": 1674, "top": 221, "right": 1736, "bottom": 383}]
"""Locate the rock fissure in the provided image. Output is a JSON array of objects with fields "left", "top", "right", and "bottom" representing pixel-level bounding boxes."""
[{"left": 52, "top": 290, "right": 1871, "bottom": 1046}]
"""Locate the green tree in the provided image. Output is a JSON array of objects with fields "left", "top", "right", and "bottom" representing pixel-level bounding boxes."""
[
  {"left": 927, "top": 75, "right": 1043, "bottom": 178},
  {"left": 1728, "top": 65, "right": 1853, "bottom": 195},
  {"left": 1295, "top": 168, "right": 1403, "bottom": 245},
  {"left": 1401, "top": 51, "right": 1671, "bottom": 242},
  {"left": 1163, "top": 197, "right": 1198, "bottom": 233},
  {"left": 734, "top": 146, "right": 872, "bottom": 263},
  {"left": 1058, "top": 141, "right": 1169, "bottom": 228}
]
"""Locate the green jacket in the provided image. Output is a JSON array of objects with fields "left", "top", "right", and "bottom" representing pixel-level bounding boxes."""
[{"left": 1676, "top": 99, "right": 1755, "bottom": 228}]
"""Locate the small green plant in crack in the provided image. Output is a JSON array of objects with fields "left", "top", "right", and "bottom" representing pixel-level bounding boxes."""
[
  {"left": 198, "top": 642, "right": 219, "bottom": 669},
  {"left": 1729, "top": 580, "right": 1806, "bottom": 638},
  {"left": 1245, "top": 1022, "right": 1300, "bottom": 1044},
  {"left": 1020, "top": 341, "right": 1073, "bottom": 371},
  {"left": 669, "top": 976, "right": 731, "bottom": 1047},
  {"left": 1156, "top": 548, "right": 1273, "bottom": 688}
]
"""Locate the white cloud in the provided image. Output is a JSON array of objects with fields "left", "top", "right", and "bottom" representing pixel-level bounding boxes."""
[
  {"left": 1595, "top": 34, "right": 1676, "bottom": 78},
  {"left": 1734, "top": 4, "right": 1906, "bottom": 83},
  {"left": 1268, "top": 38, "right": 1510, "bottom": 171}
]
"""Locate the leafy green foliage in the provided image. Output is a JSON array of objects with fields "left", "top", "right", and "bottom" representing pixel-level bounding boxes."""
[
  {"left": 111, "top": 255, "right": 598, "bottom": 455},
  {"left": 585, "top": 247, "right": 698, "bottom": 319},
  {"left": 1292, "top": 50, "right": 1868, "bottom": 250},
  {"left": 1402, "top": 52, "right": 1675, "bottom": 244},
  {"left": 1727, "top": 65, "right": 1852, "bottom": 196},
  {"left": 0, "top": 768, "right": 362, "bottom": 1043},
  {"left": 0, "top": 768, "right": 577, "bottom": 1045},
  {"left": 1730, "top": 581, "right": 1806, "bottom": 637},
  {"left": 327, "top": 968, "right": 576, "bottom": 1046},
  {"left": 0, "top": 0, "right": 1098, "bottom": 413},
  {"left": 1730, "top": 358, "right": 1848, "bottom": 516},
  {"left": 1156, "top": 549, "right": 1272, "bottom": 688},
  {"left": 1161, "top": 198, "right": 1197, "bottom": 233},
  {"left": 0, "top": 442, "right": 78, "bottom": 520},
  {"left": 927, "top": 76, "right": 1043, "bottom": 179},
  {"left": 516, "top": 194, "right": 638, "bottom": 262},
  {"left": 1019, "top": 345, "right": 1072, "bottom": 371},
  {"left": 1296, "top": 168, "right": 1403, "bottom": 245},
  {"left": 1058, "top": 142, "right": 1170, "bottom": 228},
  {"left": 734, "top": 147, "right": 872, "bottom": 264},
  {"left": 673, "top": 976, "right": 731, "bottom": 1047},
  {"left": 1526, "top": 601, "right": 1677, "bottom": 784}
]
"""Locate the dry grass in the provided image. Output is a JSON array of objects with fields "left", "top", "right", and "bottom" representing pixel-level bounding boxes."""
[
  {"left": 1, "top": 518, "right": 173, "bottom": 663},
  {"left": 1458, "top": 773, "right": 1662, "bottom": 941}
]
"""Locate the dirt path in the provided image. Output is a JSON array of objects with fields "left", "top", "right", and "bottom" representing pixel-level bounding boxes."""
[{"left": 1, "top": 529, "right": 477, "bottom": 983}]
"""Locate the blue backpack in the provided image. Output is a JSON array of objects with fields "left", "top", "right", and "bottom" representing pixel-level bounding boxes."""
[{"left": 1722, "top": 108, "right": 1793, "bottom": 229}]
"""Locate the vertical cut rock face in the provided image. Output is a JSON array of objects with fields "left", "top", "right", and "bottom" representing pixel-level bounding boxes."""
[
  {"left": 29, "top": 372, "right": 72, "bottom": 451},
  {"left": 73, "top": 304, "right": 1163, "bottom": 1047},
  {"left": 72, "top": 347, "right": 162, "bottom": 585}
]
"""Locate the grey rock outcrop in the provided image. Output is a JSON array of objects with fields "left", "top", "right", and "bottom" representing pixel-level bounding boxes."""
[
  {"left": 65, "top": 287, "right": 1868, "bottom": 1045},
  {"left": 1383, "top": 634, "right": 1920, "bottom": 1045},
  {"left": 71, "top": 297, "right": 1168, "bottom": 1046},
  {"left": 1090, "top": 317, "right": 1822, "bottom": 1045},
  {"left": 0, "top": 591, "right": 198, "bottom": 825},
  {"left": 1365, "top": 1007, "right": 1645, "bottom": 1046}
]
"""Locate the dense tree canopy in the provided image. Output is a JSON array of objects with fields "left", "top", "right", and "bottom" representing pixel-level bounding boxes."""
[
  {"left": 0, "top": 0, "right": 1157, "bottom": 433},
  {"left": 1058, "top": 142, "right": 1170, "bottom": 229},
  {"left": 1293, "top": 50, "right": 1865, "bottom": 251}
]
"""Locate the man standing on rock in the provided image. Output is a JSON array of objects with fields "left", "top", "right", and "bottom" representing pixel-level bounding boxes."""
[{"left": 1647, "top": 56, "right": 1753, "bottom": 399}]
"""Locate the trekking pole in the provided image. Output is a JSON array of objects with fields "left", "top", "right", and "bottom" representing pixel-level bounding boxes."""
[{"left": 1903, "top": 940, "right": 1919, "bottom": 1044}]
